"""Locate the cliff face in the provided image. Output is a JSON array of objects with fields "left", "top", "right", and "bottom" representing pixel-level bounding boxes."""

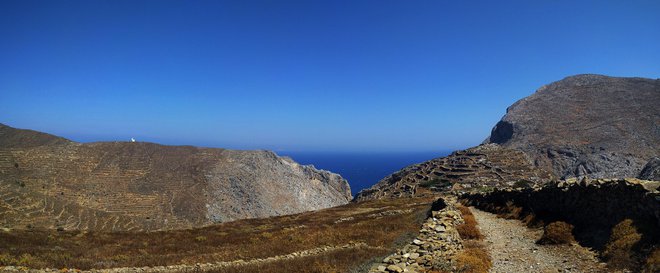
[
  {"left": 638, "top": 157, "right": 660, "bottom": 181},
  {"left": 0, "top": 123, "right": 351, "bottom": 231},
  {"left": 488, "top": 74, "right": 660, "bottom": 179}
]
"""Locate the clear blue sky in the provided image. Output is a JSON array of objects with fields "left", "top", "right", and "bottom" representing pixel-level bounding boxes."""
[{"left": 1, "top": 1, "right": 659, "bottom": 152}]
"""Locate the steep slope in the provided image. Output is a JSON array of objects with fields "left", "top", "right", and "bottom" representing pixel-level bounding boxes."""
[
  {"left": 0, "top": 123, "right": 71, "bottom": 148},
  {"left": 356, "top": 144, "right": 554, "bottom": 201},
  {"left": 357, "top": 74, "right": 658, "bottom": 201},
  {"left": 0, "top": 123, "right": 351, "bottom": 231},
  {"left": 487, "top": 74, "right": 660, "bottom": 179},
  {"left": 639, "top": 157, "right": 660, "bottom": 181}
]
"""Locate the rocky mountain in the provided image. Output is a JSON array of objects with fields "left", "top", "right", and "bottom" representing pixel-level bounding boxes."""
[
  {"left": 488, "top": 74, "right": 659, "bottom": 179},
  {"left": 355, "top": 144, "right": 555, "bottom": 201},
  {"left": 357, "top": 74, "right": 658, "bottom": 201},
  {"left": 0, "top": 123, "right": 351, "bottom": 231}
]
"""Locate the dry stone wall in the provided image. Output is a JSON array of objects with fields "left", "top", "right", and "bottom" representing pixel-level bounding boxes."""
[{"left": 369, "top": 197, "right": 464, "bottom": 273}]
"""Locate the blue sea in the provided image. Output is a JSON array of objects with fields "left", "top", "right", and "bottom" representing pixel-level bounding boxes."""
[{"left": 279, "top": 151, "right": 451, "bottom": 197}]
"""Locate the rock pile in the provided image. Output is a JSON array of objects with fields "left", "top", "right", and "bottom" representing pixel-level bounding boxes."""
[{"left": 369, "top": 198, "right": 464, "bottom": 273}]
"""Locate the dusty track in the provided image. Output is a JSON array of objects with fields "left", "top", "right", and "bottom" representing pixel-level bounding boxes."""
[{"left": 470, "top": 208, "right": 608, "bottom": 273}]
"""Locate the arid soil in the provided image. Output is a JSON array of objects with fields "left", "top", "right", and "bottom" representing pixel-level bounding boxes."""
[{"left": 471, "top": 208, "right": 608, "bottom": 273}]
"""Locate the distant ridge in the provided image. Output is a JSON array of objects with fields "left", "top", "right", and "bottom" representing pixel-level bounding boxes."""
[
  {"left": 0, "top": 123, "right": 351, "bottom": 231},
  {"left": 0, "top": 123, "right": 71, "bottom": 148}
]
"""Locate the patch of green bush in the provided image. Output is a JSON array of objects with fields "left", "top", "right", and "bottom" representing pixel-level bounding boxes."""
[
  {"left": 419, "top": 178, "right": 451, "bottom": 189},
  {"left": 513, "top": 179, "right": 532, "bottom": 188}
]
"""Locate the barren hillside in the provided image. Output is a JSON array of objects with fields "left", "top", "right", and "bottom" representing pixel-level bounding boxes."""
[
  {"left": 488, "top": 74, "right": 660, "bottom": 179},
  {"left": 0, "top": 123, "right": 351, "bottom": 231}
]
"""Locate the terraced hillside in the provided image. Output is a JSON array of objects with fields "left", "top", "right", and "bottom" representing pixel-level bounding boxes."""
[
  {"left": 0, "top": 196, "right": 434, "bottom": 272},
  {"left": 0, "top": 123, "right": 351, "bottom": 231},
  {"left": 355, "top": 144, "right": 555, "bottom": 201}
]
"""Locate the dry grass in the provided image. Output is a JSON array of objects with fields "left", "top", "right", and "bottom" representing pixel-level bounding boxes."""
[
  {"left": 202, "top": 247, "right": 382, "bottom": 273},
  {"left": 456, "top": 205, "right": 483, "bottom": 240},
  {"left": 456, "top": 239, "right": 491, "bottom": 273},
  {"left": 0, "top": 197, "right": 435, "bottom": 272},
  {"left": 501, "top": 201, "right": 524, "bottom": 220},
  {"left": 455, "top": 205, "right": 491, "bottom": 273},
  {"left": 537, "top": 221, "right": 575, "bottom": 245},
  {"left": 604, "top": 219, "right": 642, "bottom": 270}
]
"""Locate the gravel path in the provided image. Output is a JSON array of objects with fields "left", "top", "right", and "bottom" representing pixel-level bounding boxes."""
[{"left": 470, "top": 208, "right": 609, "bottom": 273}]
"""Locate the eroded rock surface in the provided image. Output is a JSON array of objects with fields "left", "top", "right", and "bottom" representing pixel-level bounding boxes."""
[
  {"left": 487, "top": 74, "right": 660, "bottom": 179},
  {"left": 639, "top": 157, "right": 660, "bottom": 181},
  {"left": 0, "top": 123, "right": 351, "bottom": 231}
]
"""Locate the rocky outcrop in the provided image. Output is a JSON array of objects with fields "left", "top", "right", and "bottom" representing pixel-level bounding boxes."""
[
  {"left": 639, "top": 157, "right": 660, "bottom": 181},
  {"left": 0, "top": 123, "right": 351, "bottom": 231},
  {"left": 205, "top": 149, "right": 352, "bottom": 222},
  {"left": 487, "top": 74, "right": 660, "bottom": 179},
  {"left": 355, "top": 144, "right": 554, "bottom": 201}
]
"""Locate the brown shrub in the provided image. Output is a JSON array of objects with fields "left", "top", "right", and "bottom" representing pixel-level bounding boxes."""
[
  {"left": 537, "top": 221, "right": 575, "bottom": 245},
  {"left": 457, "top": 217, "right": 483, "bottom": 240},
  {"left": 456, "top": 205, "right": 483, "bottom": 240},
  {"left": 455, "top": 205, "right": 490, "bottom": 273},
  {"left": 642, "top": 248, "right": 660, "bottom": 273},
  {"left": 604, "top": 219, "right": 642, "bottom": 270},
  {"left": 457, "top": 205, "right": 471, "bottom": 216},
  {"left": 503, "top": 202, "right": 523, "bottom": 219},
  {"left": 520, "top": 212, "right": 544, "bottom": 228},
  {"left": 455, "top": 240, "right": 491, "bottom": 273}
]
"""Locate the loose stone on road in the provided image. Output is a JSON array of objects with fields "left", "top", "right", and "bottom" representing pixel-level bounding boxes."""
[{"left": 470, "top": 207, "right": 608, "bottom": 273}]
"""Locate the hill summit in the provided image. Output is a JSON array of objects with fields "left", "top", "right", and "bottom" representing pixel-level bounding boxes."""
[
  {"left": 357, "top": 74, "right": 659, "bottom": 200},
  {"left": 487, "top": 74, "right": 659, "bottom": 179},
  {"left": 0, "top": 123, "right": 351, "bottom": 231}
]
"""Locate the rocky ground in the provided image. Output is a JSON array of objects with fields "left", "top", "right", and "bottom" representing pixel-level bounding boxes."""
[{"left": 471, "top": 208, "right": 608, "bottom": 273}]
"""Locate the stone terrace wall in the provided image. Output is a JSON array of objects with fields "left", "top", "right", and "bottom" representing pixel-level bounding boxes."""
[{"left": 369, "top": 197, "right": 464, "bottom": 273}]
